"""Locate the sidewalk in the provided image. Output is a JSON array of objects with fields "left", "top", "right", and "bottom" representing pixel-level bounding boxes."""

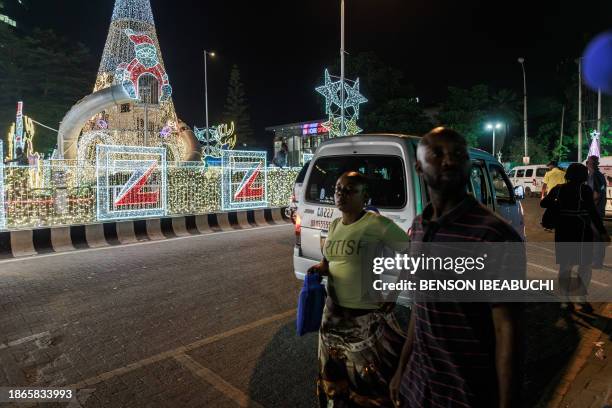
[{"left": 547, "top": 303, "right": 612, "bottom": 407}]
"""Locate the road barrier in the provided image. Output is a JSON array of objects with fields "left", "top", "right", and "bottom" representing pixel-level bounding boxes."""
[{"left": 0, "top": 208, "right": 289, "bottom": 258}]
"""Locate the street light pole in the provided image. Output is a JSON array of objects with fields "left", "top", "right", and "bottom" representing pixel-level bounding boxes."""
[
  {"left": 204, "top": 50, "right": 215, "bottom": 149},
  {"left": 518, "top": 57, "right": 528, "bottom": 164},
  {"left": 486, "top": 122, "right": 502, "bottom": 156}
]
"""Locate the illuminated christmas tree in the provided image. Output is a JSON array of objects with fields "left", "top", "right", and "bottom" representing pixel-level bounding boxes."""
[{"left": 78, "top": 0, "right": 190, "bottom": 162}]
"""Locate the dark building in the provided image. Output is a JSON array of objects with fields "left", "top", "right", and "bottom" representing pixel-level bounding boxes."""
[{"left": 266, "top": 119, "right": 330, "bottom": 167}]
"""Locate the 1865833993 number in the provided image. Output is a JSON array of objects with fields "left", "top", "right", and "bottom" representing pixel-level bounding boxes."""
[{"left": 1, "top": 387, "right": 74, "bottom": 403}]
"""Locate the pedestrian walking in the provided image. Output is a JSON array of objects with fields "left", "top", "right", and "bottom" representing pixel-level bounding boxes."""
[
  {"left": 308, "top": 171, "right": 409, "bottom": 407},
  {"left": 390, "top": 127, "right": 523, "bottom": 408},
  {"left": 587, "top": 155, "right": 607, "bottom": 268},
  {"left": 540, "top": 163, "right": 609, "bottom": 312},
  {"left": 541, "top": 160, "right": 566, "bottom": 198}
]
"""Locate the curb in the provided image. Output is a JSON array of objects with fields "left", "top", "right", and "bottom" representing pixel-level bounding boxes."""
[{"left": 0, "top": 208, "right": 289, "bottom": 259}]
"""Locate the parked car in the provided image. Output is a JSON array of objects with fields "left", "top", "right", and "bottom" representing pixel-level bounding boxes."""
[
  {"left": 508, "top": 164, "right": 548, "bottom": 197},
  {"left": 285, "top": 160, "right": 310, "bottom": 223},
  {"left": 292, "top": 134, "right": 525, "bottom": 303}
]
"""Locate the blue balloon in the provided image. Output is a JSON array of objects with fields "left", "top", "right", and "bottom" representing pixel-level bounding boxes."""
[{"left": 583, "top": 31, "right": 612, "bottom": 94}]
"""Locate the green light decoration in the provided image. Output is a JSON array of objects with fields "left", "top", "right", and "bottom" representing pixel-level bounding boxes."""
[
  {"left": 315, "top": 69, "right": 367, "bottom": 138},
  {"left": 195, "top": 122, "right": 237, "bottom": 166}
]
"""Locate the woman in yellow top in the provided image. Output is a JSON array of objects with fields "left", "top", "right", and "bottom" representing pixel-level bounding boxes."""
[{"left": 308, "top": 171, "right": 409, "bottom": 407}]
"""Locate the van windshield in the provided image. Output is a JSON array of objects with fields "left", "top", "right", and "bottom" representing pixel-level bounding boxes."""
[{"left": 305, "top": 155, "right": 406, "bottom": 208}]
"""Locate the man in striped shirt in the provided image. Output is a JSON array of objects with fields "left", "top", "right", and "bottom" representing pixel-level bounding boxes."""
[{"left": 390, "top": 127, "right": 522, "bottom": 408}]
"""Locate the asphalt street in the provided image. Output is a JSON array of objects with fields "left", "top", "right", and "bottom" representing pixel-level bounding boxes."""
[
  {"left": 0, "top": 224, "right": 318, "bottom": 407},
  {"left": 0, "top": 199, "right": 610, "bottom": 407}
]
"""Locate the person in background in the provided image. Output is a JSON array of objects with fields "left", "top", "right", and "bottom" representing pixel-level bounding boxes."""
[
  {"left": 541, "top": 160, "right": 566, "bottom": 198},
  {"left": 586, "top": 156, "right": 607, "bottom": 269},
  {"left": 308, "top": 171, "right": 409, "bottom": 407},
  {"left": 273, "top": 142, "right": 288, "bottom": 168},
  {"left": 540, "top": 163, "right": 609, "bottom": 313},
  {"left": 390, "top": 127, "right": 522, "bottom": 408},
  {"left": 586, "top": 156, "right": 607, "bottom": 218}
]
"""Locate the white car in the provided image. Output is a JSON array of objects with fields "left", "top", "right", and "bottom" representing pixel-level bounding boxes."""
[
  {"left": 509, "top": 165, "right": 548, "bottom": 197},
  {"left": 293, "top": 134, "right": 525, "bottom": 294}
]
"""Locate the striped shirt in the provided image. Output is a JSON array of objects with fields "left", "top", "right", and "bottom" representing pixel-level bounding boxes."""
[{"left": 400, "top": 195, "right": 522, "bottom": 408}]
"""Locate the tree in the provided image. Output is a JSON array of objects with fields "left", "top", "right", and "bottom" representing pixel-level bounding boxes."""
[
  {"left": 324, "top": 52, "right": 432, "bottom": 134},
  {"left": 221, "top": 64, "right": 254, "bottom": 147},
  {"left": 437, "top": 85, "right": 521, "bottom": 150},
  {"left": 0, "top": 25, "right": 96, "bottom": 155}
]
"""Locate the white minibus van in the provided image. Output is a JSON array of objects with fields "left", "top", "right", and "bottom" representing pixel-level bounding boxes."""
[
  {"left": 293, "top": 134, "right": 525, "bottom": 285},
  {"left": 508, "top": 165, "right": 548, "bottom": 197}
]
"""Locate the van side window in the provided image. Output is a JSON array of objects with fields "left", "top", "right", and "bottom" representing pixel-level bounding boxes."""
[
  {"left": 516, "top": 169, "right": 525, "bottom": 177},
  {"left": 469, "top": 164, "right": 489, "bottom": 205},
  {"left": 509, "top": 169, "right": 516, "bottom": 178},
  {"left": 525, "top": 169, "right": 533, "bottom": 177},
  {"left": 488, "top": 164, "right": 513, "bottom": 204},
  {"left": 536, "top": 168, "right": 547, "bottom": 177}
]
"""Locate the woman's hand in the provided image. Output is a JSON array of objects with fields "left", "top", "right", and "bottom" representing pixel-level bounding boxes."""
[
  {"left": 307, "top": 259, "right": 329, "bottom": 276},
  {"left": 389, "top": 368, "right": 403, "bottom": 407}
]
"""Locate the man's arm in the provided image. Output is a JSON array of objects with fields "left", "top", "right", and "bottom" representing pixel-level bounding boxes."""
[
  {"left": 492, "top": 305, "right": 518, "bottom": 408},
  {"left": 390, "top": 309, "right": 415, "bottom": 407},
  {"left": 540, "top": 183, "right": 548, "bottom": 198}
]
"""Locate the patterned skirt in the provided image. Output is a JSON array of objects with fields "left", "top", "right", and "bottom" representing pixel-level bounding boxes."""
[{"left": 317, "top": 300, "right": 407, "bottom": 407}]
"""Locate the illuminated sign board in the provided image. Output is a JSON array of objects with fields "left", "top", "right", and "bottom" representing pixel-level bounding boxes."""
[
  {"left": 301, "top": 122, "right": 328, "bottom": 136},
  {"left": 0, "top": 14, "right": 17, "bottom": 27},
  {"left": 96, "top": 145, "right": 167, "bottom": 221},
  {"left": 221, "top": 150, "right": 267, "bottom": 210}
]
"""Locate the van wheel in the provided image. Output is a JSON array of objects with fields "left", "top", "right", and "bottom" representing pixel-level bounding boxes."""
[{"left": 525, "top": 187, "right": 532, "bottom": 197}]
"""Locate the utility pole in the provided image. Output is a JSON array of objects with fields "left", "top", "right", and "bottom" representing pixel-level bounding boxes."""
[
  {"left": 204, "top": 50, "right": 210, "bottom": 149},
  {"left": 340, "top": 0, "right": 345, "bottom": 136},
  {"left": 518, "top": 58, "right": 528, "bottom": 164},
  {"left": 559, "top": 105, "right": 565, "bottom": 159},
  {"left": 578, "top": 58, "right": 582, "bottom": 162},
  {"left": 597, "top": 88, "right": 602, "bottom": 134}
]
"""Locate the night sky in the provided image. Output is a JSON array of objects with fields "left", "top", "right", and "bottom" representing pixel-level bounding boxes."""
[{"left": 19, "top": 0, "right": 612, "bottom": 141}]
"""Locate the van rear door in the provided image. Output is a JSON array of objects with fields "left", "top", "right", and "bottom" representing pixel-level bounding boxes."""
[{"left": 299, "top": 147, "right": 412, "bottom": 260}]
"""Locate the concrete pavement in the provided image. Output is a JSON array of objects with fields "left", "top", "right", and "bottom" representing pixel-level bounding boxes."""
[{"left": 0, "top": 200, "right": 610, "bottom": 407}]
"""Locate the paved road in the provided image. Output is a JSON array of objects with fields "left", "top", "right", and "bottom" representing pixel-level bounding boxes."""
[
  {"left": 0, "top": 201, "right": 610, "bottom": 407},
  {"left": 0, "top": 224, "right": 318, "bottom": 407}
]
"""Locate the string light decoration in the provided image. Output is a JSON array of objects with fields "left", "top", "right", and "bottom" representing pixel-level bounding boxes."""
[
  {"left": 96, "top": 145, "right": 167, "bottom": 221},
  {"left": 115, "top": 29, "right": 172, "bottom": 102},
  {"left": 96, "top": 119, "right": 109, "bottom": 129},
  {"left": 159, "top": 120, "right": 177, "bottom": 138},
  {"left": 78, "top": 0, "right": 191, "bottom": 162},
  {"left": 77, "top": 131, "right": 114, "bottom": 163},
  {"left": 196, "top": 122, "right": 237, "bottom": 166},
  {"left": 1, "top": 156, "right": 299, "bottom": 230},
  {"left": 0, "top": 141, "right": 5, "bottom": 230},
  {"left": 588, "top": 130, "right": 601, "bottom": 158},
  {"left": 315, "top": 69, "right": 367, "bottom": 138},
  {"left": 221, "top": 150, "right": 267, "bottom": 210},
  {"left": 14, "top": 101, "right": 24, "bottom": 157}
]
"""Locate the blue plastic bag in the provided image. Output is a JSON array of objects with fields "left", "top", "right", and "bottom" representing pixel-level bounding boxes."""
[{"left": 296, "top": 272, "right": 327, "bottom": 336}]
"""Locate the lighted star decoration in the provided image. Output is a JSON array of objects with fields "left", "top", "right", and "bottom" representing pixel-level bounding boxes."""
[
  {"left": 315, "top": 69, "right": 342, "bottom": 112},
  {"left": 344, "top": 78, "right": 368, "bottom": 117},
  {"left": 315, "top": 69, "right": 367, "bottom": 138}
]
